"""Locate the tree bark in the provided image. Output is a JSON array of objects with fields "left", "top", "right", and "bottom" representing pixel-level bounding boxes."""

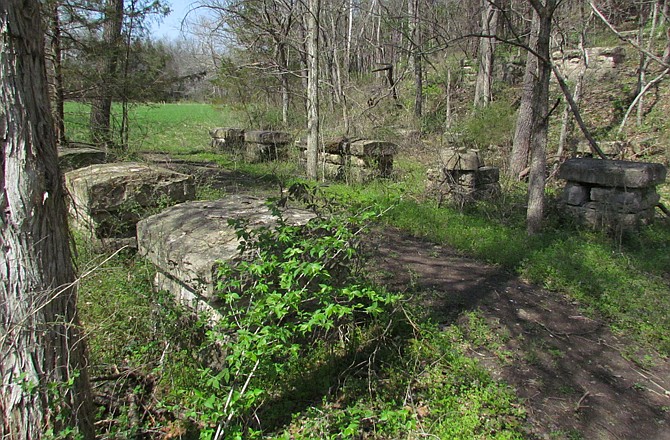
[
  {"left": 90, "top": 0, "right": 124, "bottom": 147},
  {"left": 474, "top": 0, "right": 499, "bottom": 107},
  {"left": 306, "top": 0, "right": 320, "bottom": 180},
  {"left": 526, "top": 0, "right": 556, "bottom": 235},
  {"left": 508, "top": 9, "right": 539, "bottom": 179},
  {"left": 408, "top": 0, "right": 423, "bottom": 117},
  {"left": 1, "top": 0, "right": 94, "bottom": 437},
  {"left": 48, "top": 0, "right": 66, "bottom": 146}
]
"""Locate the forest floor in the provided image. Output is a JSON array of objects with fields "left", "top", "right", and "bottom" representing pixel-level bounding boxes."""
[
  {"left": 150, "top": 156, "right": 670, "bottom": 439},
  {"left": 367, "top": 226, "right": 670, "bottom": 440}
]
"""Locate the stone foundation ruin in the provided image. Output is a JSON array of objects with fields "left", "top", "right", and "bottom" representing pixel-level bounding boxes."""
[
  {"left": 58, "top": 144, "right": 106, "bottom": 171},
  {"left": 65, "top": 162, "right": 195, "bottom": 247},
  {"left": 296, "top": 137, "right": 398, "bottom": 183},
  {"left": 137, "top": 195, "right": 315, "bottom": 321},
  {"left": 210, "top": 127, "right": 292, "bottom": 162},
  {"left": 427, "top": 148, "right": 500, "bottom": 204},
  {"left": 558, "top": 158, "right": 666, "bottom": 230}
]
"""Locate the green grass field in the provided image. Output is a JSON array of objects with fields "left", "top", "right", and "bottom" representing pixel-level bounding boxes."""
[{"left": 64, "top": 102, "right": 239, "bottom": 154}]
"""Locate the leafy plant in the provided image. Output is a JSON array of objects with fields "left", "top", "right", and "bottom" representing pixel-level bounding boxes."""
[{"left": 176, "top": 206, "right": 400, "bottom": 437}]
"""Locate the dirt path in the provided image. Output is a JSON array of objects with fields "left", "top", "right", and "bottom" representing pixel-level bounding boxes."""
[{"left": 368, "top": 227, "right": 670, "bottom": 440}]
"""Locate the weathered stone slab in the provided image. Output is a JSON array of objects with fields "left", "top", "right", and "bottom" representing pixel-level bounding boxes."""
[
  {"left": 137, "top": 196, "right": 316, "bottom": 302},
  {"left": 244, "top": 130, "right": 292, "bottom": 145},
  {"left": 210, "top": 127, "right": 245, "bottom": 150},
  {"left": 590, "top": 187, "right": 660, "bottom": 213},
  {"left": 439, "top": 148, "right": 481, "bottom": 171},
  {"left": 58, "top": 145, "right": 106, "bottom": 171},
  {"left": 558, "top": 158, "right": 667, "bottom": 188},
  {"left": 348, "top": 139, "right": 398, "bottom": 157},
  {"left": 210, "top": 127, "right": 244, "bottom": 139},
  {"left": 477, "top": 166, "right": 500, "bottom": 185},
  {"left": 244, "top": 143, "right": 287, "bottom": 162},
  {"left": 563, "top": 182, "right": 590, "bottom": 206},
  {"left": 66, "top": 163, "right": 195, "bottom": 242}
]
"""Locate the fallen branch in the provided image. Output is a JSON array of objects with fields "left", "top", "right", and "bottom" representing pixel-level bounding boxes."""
[{"left": 618, "top": 67, "right": 670, "bottom": 134}]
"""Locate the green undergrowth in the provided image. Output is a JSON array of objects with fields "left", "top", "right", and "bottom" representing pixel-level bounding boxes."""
[{"left": 76, "top": 205, "right": 526, "bottom": 439}]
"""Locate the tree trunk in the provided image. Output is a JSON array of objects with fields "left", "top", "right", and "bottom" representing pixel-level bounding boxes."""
[
  {"left": 474, "top": 0, "right": 499, "bottom": 107},
  {"left": 526, "top": 0, "right": 555, "bottom": 235},
  {"left": 1, "top": 0, "right": 94, "bottom": 437},
  {"left": 508, "top": 9, "right": 539, "bottom": 179},
  {"left": 408, "top": 0, "right": 423, "bottom": 117},
  {"left": 278, "top": 43, "right": 290, "bottom": 125},
  {"left": 306, "top": 0, "right": 320, "bottom": 180},
  {"left": 90, "top": 0, "right": 124, "bottom": 147},
  {"left": 48, "top": 0, "right": 66, "bottom": 146}
]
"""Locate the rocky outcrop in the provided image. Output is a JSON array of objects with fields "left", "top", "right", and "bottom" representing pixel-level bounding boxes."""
[
  {"left": 558, "top": 158, "right": 666, "bottom": 230},
  {"left": 136, "top": 195, "right": 315, "bottom": 320},
  {"left": 65, "top": 162, "right": 195, "bottom": 247}
]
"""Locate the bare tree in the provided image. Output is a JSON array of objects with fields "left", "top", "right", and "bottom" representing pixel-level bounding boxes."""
[
  {"left": 306, "top": 0, "right": 320, "bottom": 179},
  {"left": 474, "top": 0, "right": 499, "bottom": 107},
  {"left": 1, "top": 0, "right": 94, "bottom": 437}
]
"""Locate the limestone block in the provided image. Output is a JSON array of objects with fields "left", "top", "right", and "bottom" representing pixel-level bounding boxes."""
[
  {"left": 440, "top": 148, "right": 481, "bottom": 171},
  {"left": 558, "top": 158, "right": 666, "bottom": 188},
  {"left": 563, "top": 182, "right": 590, "bottom": 206},
  {"left": 66, "top": 163, "right": 195, "bottom": 214},
  {"left": 65, "top": 162, "right": 195, "bottom": 242},
  {"left": 457, "top": 171, "right": 477, "bottom": 188},
  {"left": 210, "top": 127, "right": 245, "bottom": 150},
  {"left": 244, "top": 143, "right": 287, "bottom": 162},
  {"left": 210, "top": 127, "right": 244, "bottom": 139},
  {"left": 323, "top": 153, "right": 343, "bottom": 165},
  {"left": 137, "top": 196, "right": 315, "bottom": 301},
  {"left": 58, "top": 145, "right": 106, "bottom": 171},
  {"left": 347, "top": 139, "right": 398, "bottom": 157},
  {"left": 345, "top": 165, "right": 374, "bottom": 183},
  {"left": 476, "top": 166, "right": 500, "bottom": 185},
  {"left": 590, "top": 186, "right": 660, "bottom": 213},
  {"left": 244, "top": 130, "right": 292, "bottom": 145},
  {"left": 563, "top": 203, "right": 653, "bottom": 230}
]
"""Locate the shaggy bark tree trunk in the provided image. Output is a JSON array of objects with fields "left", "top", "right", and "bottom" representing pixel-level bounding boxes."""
[{"left": 1, "top": 0, "right": 94, "bottom": 437}]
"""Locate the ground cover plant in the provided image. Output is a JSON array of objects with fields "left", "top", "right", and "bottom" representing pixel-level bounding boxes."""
[{"left": 76, "top": 199, "right": 527, "bottom": 439}]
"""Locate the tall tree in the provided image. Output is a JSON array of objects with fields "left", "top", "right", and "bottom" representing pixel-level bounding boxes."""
[
  {"left": 1, "top": 0, "right": 94, "bottom": 437},
  {"left": 474, "top": 0, "right": 499, "bottom": 107},
  {"left": 524, "top": 0, "right": 558, "bottom": 235},
  {"left": 306, "top": 0, "right": 320, "bottom": 179},
  {"left": 90, "top": 0, "right": 124, "bottom": 146},
  {"left": 508, "top": 4, "right": 539, "bottom": 179}
]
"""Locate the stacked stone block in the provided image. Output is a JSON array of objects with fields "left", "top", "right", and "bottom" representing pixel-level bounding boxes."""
[
  {"left": 428, "top": 148, "right": 501, "bottom": 203},
  {"left": 210, "top": 127, "right": 245, "bottom": 151},
  {"left": 243, "top": 130, "right": 292, "bottom": 162},
  {"left": 296, "top": 137, "right": 397, "bottom": 183},
  {"left": 558, "top": 158, "right": 666, "bottom": 230},
  {"left": 137, "top": 195, "right": 315, "bottom": 322},
  {"left": 65, "top": 162, "right": 195, "bottom": 247}
]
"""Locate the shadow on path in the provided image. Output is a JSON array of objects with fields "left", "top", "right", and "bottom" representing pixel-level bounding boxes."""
[{"left": 368, "top": 227, "right": 670, "bottom": 440}]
